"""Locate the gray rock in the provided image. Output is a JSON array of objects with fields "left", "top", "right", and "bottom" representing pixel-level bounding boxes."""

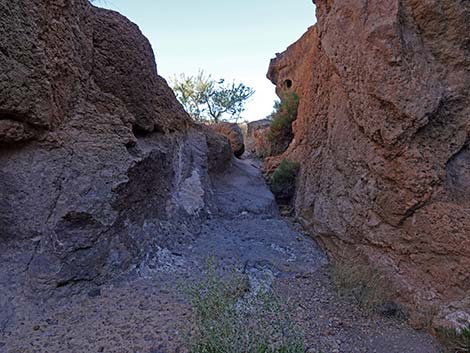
[{"left": 0, "top": 0, "right": 229, "bottom": 302}]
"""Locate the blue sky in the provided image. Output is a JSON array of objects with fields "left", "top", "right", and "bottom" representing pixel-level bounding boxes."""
[{"left": 98, "top": 0, "right": 316, "bottom": 121}]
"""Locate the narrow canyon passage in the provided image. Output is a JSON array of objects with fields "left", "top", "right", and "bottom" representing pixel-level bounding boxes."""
[
  {"left": 1, "top": 0, "right": 469, "bottom": 351},
  {"left": 2, "top": 159, "right": 440, "bottom": 353}
]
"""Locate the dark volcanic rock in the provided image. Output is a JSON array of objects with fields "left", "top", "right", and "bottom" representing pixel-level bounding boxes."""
[
  {"left": 0, "top": 0, "right": 227, "bottom": 304},
  {"left": 92, "top": 6, "right": 188, "bottom": 133},
  {"left": 268, "top": 0, "right": 470, "bottom": 330},
  {"left": 205, "top": 128, "right": 233, "bottom": 173}
]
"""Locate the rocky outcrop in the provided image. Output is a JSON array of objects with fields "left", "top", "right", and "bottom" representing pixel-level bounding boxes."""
[
  {"left": 247, "top": 119, "right": 271, "bottom": 137},
  {"left": 0, "top": 0, "right": 230, "bottom": 305},
  {"left": 205, "top": 127, "right": 233, "bottom": 173},
  {"left": 268, "top": 0, "right": 470, "bottom": 330},
  {"left": 243, "top": 119, "right": 271, "bottom": 158},
  {"left": 210, "top": 122, "right": 245, "bottom": 158}
]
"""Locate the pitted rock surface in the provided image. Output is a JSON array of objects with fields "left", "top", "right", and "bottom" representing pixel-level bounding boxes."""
[
  {"left": 267, "top": 0, "right": 470, "bottom": 328},
  {"left": 0, "top": 0, "right": 228, "bottom": 321},
  {"left": 0, "top": 0, "right": 460, "bottom": 351}
]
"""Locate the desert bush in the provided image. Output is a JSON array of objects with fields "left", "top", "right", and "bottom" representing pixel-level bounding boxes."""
[
  {"left": 171, "top": 70, "right": 254, "bottom": 123},
  {"left": 183, "top": 263, "right": 306, "bottom": 353},
  {"left": 267, "top": 93, "right": 299, "bottom": 156},
  {"left": 437, "top": 326, "right": 470, "bottom": 353},
  {"left": 331, "top": 257, "right": 393, "bottom": 315},
  {"left": 270, "top": 159, "right": 300, "bottom": 204}
]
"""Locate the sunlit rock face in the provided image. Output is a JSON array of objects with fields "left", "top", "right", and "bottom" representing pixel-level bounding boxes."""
[
  {"left": 244, "top": 119, "right": 271, "bottom": 159},
  {"left": 0, "top": 0, "right": 231, "bottom": 297},
  {"left": 210, "top": 122, "right": 245, "bottom": 158},
  {"left": 268, "top": 0, "right": 470, "bottom": 329}
]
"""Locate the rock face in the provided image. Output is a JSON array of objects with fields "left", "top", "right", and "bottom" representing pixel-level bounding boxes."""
[
  {"left": 210, "top": 122, "right": 245, "bottom": 158},
  {"left": 247, "top": 119, "right": 271, "bottom": 137},
  {"left": 268, "top": 0, "right": 470, "bottom": 329},
  {"left": 0, "top": 0, "right": 230, "bottom": 304},
  {"left": 242, "top": 119, "right": 271, "bottom": 158},
  {"left": 205, "top": 127, "right": 233, "bottom": 173}
]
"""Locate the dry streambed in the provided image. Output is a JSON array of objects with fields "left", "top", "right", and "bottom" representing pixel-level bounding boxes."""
[{"left": 2, "top": 159, "right": 441, "bottom": 353}]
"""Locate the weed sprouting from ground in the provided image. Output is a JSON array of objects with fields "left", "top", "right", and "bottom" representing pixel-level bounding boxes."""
[
  {"left": 331, "top": 257, "right": 392, "bottom": 316},
  {"left": 437, "top": 326, "right": 470, "bottom": 353},
  {"left": 183, "top": 262, "right": 306, "bottom": 353}
]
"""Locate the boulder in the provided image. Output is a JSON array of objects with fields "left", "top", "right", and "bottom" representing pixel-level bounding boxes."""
[
  {"left": 268, "top": 0, "right": 470, "bottom": 329},
  {"left": 204, "top": 127, "right": 233, "bottom": 173},
  {"left": 243, "top": 119, "right": 271, "bottom": 158},
  {"left": 247, "top": 119, "right": 270, "bottom": 137},
  {"left": 210, "top": 122, "right": 245, "bottom": 158}
]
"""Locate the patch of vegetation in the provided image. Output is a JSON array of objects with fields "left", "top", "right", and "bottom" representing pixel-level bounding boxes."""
[
  {"left": 267, "top": 92, "right": 299, "bottom": 156},
  {"left": 437, "top": 326, "right": 470, "bottom": 353},
  {"left": 171, "top": 70, "right": 254, "bottom": 123},
  {"left": 331, "top": 257, "right": 394, "bottom": 316},
  {"left": 183, "top": 263, "right": 306, "bottom": 353},
  {"left": 270, "top": 159, "right": 300, "bottom": 204}
]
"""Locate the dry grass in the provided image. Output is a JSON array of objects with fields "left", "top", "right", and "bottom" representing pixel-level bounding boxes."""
[
  {"left": 331, "top": 257, "right": 393, "bottom": 316},
  {"left": 183, "top": 262, "right": 306, "bottom": 353},
  {"left": 437, "top": 327, "right": 470, "bottom": 353}
]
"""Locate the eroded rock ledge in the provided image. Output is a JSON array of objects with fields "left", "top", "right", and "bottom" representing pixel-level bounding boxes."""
[
  {"left": 0, "top": 0, "right": 231, "bottom": 301},
  {"left": 268, "top": 0, "right": 470, "bottom": 330}
]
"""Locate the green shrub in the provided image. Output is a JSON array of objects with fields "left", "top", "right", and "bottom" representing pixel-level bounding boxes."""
[
  {"left": 270, "top": 159, "right": 300, "bottom": 203},
  {"left": 183, "top": 263, "right": 306, "bottom": 353},
  {"left": 267, "top": 92, "right": 299, "bottom": 156}
]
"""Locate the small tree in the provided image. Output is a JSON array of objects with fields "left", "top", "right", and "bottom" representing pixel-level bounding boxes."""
[{"left": 171, "top": 70, "right": 254, "bottom": 123}]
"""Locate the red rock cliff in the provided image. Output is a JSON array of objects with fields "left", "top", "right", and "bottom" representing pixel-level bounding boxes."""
[{"left": 268, "top": 0, "right": 470, "bottom": 330}]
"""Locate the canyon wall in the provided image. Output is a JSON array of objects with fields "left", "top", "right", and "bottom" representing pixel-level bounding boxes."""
[
  {"left": 0, "top": 0, "right": 231, "bottom": 305},
  {"left": 268, "top": 0, "right": 470, "bottom": 330}
]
